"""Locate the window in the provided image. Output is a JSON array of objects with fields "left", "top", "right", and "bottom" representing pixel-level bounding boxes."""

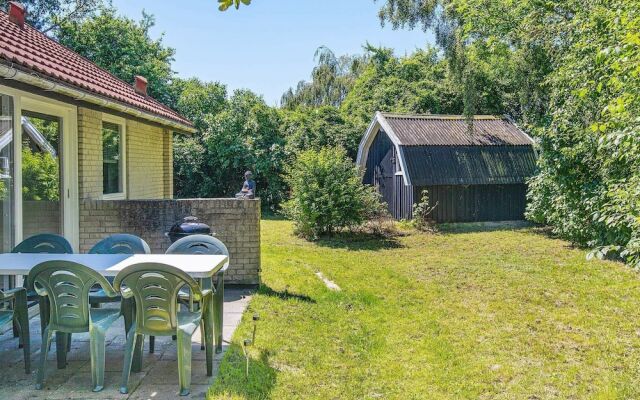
[{"left": 102, "top": 121, "right": 124, "bottom": 196}]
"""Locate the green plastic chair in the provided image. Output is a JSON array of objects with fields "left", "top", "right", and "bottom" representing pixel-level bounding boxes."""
[
  {"left": 114, "top": 262, "right": 214, "bottom": 396},
  {"left": 0, "top": 287, "right": 30, "bottom": 373},
  {"left": 88, "top": 234, "right": 150, "bottom": 341},
  {"left": 28, "top": 260, "right": 121, "bottom": 392},
  {"left": 12, "top": 234, "right": 74, "bottom": 254},
  {"left": 166, "top": 235, "right": 228, "bottom": 353},
  {"left": 89, "top": 234, "right": 151, "bottom": 255},
  {"left": 12, "top": 234, "right": 74, "bottom": 341}
]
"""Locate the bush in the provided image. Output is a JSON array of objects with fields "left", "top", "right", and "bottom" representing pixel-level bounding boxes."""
[
  {"left": 412, "top": 189, "right": 438, "bottom": 232},
  {"left": 283, "top": 147, "right": 382, "bottom": 239}
]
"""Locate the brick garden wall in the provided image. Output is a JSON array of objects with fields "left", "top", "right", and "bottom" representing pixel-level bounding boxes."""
[{"left": 79, "top": 198, "right": 261, "bottom": 285}]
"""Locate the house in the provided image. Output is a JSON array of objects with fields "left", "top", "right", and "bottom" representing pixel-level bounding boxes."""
[
  {"left": 356, "top": 112, "right": 537, "bottom": 222},
  {"left": 0, "top": 2, "right": 262, "bottom": 284}
]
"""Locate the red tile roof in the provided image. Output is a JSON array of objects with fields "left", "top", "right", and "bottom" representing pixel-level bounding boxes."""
[{"left": 0, "top": 11, "right": 193, "bottom": 129}]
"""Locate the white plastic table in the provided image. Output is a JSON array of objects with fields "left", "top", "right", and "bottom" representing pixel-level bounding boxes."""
[{"left": 0, "top": 253, "right": 227, "bottom": 278}]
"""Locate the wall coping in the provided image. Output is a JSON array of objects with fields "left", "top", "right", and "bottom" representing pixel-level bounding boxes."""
[{"left": 81, "top": 198, "right": 261, "bottom": 203}]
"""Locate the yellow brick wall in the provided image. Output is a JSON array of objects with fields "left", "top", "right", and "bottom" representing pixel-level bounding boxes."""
[
  {"left": 126, "top": 119, "right": 169, "bottom": 199},
  {"left": 77, "top": 107, "right": 173, "bottom": 200},
  {"left": 77, "top": 108, "right": 103, "bottom": 199}
]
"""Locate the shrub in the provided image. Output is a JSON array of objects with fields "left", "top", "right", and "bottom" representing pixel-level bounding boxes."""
[
  {"left": 283, "top": 147, "right": 382, "bottom": 239},
  {"left": 412, "top": 189, "right": 438, "bottom": 232}
]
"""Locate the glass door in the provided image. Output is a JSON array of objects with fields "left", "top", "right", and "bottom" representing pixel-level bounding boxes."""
[
  {"left": 21, "top": 111, "right": 63, "bottom": 237},
  {"left": 0, "top": 86, "right": 79, "bottom": 255}
]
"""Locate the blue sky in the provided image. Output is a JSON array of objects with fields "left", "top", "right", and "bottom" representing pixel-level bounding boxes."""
[{"left": 111, "top": 0, "right": 433, "bottom": 105}]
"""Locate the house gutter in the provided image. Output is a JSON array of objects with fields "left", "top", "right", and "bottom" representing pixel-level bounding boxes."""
[{"left": 0, "top": 63, "right": 196, "bottom": 134}]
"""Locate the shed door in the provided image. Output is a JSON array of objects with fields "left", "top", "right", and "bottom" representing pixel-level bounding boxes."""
[{"left": 373, "top": 151, "right": 394, "bottom": 210}]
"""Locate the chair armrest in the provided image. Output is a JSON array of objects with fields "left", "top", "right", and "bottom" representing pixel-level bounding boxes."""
[
  {"left": 193, "top": 289, "right": 213, "bottom": 303},
  {"left": 1, "top": 287, "right": 25, "bottom": 299}
]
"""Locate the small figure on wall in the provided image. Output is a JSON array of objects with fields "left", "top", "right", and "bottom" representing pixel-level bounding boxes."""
[{"left": 235, "top": 171, "right": 256, "bottom": 199}]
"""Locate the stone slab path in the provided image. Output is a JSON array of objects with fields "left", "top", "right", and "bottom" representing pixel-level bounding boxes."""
[{"left": 0, "top": 287, "right": 253, "bottom": 400}]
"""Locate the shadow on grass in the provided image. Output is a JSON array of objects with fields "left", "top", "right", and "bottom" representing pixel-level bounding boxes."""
[
  {"left": 438, "top": 220, "right": 534, "bottom": 234},
  {"left": 314, "top": 231, "right": 404, "bottom": 251},
  {"left": 208, "top": 344, "right": 277, "bottom": 399},
  {"left": 258, "top": 284, "right": 316, "bottom": 303}
]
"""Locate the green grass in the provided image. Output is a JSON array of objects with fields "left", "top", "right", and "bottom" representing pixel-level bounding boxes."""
[{"left": 209, "top": 220, "right": 640, "bottom": 399}]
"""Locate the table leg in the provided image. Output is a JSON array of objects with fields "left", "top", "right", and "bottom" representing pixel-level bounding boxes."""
[{"left": 214, "top": 271, "right": 224, "bottom": 353}]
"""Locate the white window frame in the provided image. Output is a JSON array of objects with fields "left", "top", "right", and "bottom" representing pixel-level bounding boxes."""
[
  {"left": 0, "top": 83, "right": 79, "bottom": 252},
  {"left": 101, "top": 114, "right": 127, "bottom": 200}
]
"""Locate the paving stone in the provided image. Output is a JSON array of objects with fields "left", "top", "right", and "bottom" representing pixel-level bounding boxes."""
[{"left": 126, "top": 383, "right": 210, "bottom": 400}]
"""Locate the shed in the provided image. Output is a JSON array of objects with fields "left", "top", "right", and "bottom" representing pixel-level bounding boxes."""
[{"left": 356, "top": 112, "right": 537, "bottom": 222}]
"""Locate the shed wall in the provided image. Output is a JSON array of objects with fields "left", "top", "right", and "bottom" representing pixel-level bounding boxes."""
[
  {"left": 364, "top": 130, "right": 396, "bottom": 214},
  {"left": 415, "top": 184, "right": 527, "bottom": 223},
  {"left": 394, "top": 175, "right": 413, "bottom": 220}
]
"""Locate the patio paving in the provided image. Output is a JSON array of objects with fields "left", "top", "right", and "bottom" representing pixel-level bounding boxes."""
[{"left": 0, "top": 287, "right": 254, "bottom": 400}]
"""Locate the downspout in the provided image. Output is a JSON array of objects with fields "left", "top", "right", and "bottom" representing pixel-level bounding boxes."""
[{"left": 0, "top": 63, "right": 196, "bottom": 133}]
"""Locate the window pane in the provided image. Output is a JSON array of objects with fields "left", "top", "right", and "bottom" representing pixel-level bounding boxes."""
[
  {"left": 102, "top": 122, "right": 121, "bottom": 194},
  {"left": 22, "top": 111, "right": 62, "bottom": 237}
]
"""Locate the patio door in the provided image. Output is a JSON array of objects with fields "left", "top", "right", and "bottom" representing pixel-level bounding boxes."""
[
  {"left": 0, "top": 85, "right": 79, "bottom": 257},
  {"left": 18, "top": 97, "right": 78, "bottom": 250},
  {"left": 21, "top": 110, "right": 65, "bottom": 238}
]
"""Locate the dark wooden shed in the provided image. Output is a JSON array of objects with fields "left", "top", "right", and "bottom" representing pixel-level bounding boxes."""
[{"left": 356, "top": 112, "right": 537, "bottom": 222}]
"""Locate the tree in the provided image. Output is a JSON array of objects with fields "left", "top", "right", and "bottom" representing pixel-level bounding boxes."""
[
  {"left": 279, "top": 106, "right": 361, "bottom": 158},
  {"left": 376, "top": 0, "right": 555, "bottom": 123},
  {"left": 57, "top": 6, "right": 176, "bottom": 104},
  {"left": 341, "top": 45, "right": 464, "bottom": 132},
  {"left": 168, "top": 78, "right": 227, "bottom": 132},
  {"left": 218, "top": 0, "right": 251, "bottom": 11},
  {"left": 281, "top": 47, "right": 367, "bottom": 109},
  {"left": 0, "top": 0, "right": 101, "bottom": 31},
  {"left": 527, "top": 0, "right": 640, "bottom": 266},
  {"left": 174, "top": 89, "right": 287, "bottom": 209}
]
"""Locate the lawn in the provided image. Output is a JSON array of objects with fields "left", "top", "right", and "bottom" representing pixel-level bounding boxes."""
[{"left": 209, "top": 219, "right": 640, "bottom": 399}]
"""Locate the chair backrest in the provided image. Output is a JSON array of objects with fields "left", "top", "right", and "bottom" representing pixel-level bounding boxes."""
[
  {"left": 166, "top": 235, "right": 229, "bottom": 270},
  {"left": 89, "top": 234, "right": 151, "bottom": 255},
  {"left": 28, "top": 261, "right": 118, "bottom": 332},
  {"left": 114, "top": 263, "right": 203, "bottom": 336},
  {"left": 12, "top": 233, "right": 73, "bottom": 254}
]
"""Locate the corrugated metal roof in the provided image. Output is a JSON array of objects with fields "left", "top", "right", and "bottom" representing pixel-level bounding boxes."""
[
  {"left": 381, "top": 113, "right": 533, "bottom": 146},
  {"left": 403, "top": 146, "right": 537, "bottom": 186}
]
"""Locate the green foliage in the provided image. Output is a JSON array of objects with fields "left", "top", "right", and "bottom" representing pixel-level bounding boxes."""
[
  {"left": 527, "top": 0, "right": 640, "bottom": 266},
  {"left": 281, "top": 47, "right": 367, "bottom": 109},
  {"left": 169, "top": 77, "right": 227, "bottom": 132},
  {"left": 412, "top": 189, "right": 437, "bottom": 231},
  {"left": 0, "top": 0, "right": 101, "bottom": 31},
  {"left": 218, "top": 0, "right": 251, "bottom": 11},
  {"left": 282, "top": 147, "right": 380, "bottom": 239},
  {"left": 341, "top": 45, "right": 464, "bottom": 132},
  {"left": 57, "top": 6, "right": 176, "bottom": 104},
  {"left": 22, "top": 148, "right": 59, "bottom": 201},
  {"left": 174, "top": 89, "right": 287, "bottom": 209},
  {"left": 279, "top": 106, "right": 361, "bottom": 159}
]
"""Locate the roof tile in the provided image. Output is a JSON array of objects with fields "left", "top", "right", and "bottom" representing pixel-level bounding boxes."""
[{"left": 0, "top": 11, "right": 192, "bottom": 128}]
